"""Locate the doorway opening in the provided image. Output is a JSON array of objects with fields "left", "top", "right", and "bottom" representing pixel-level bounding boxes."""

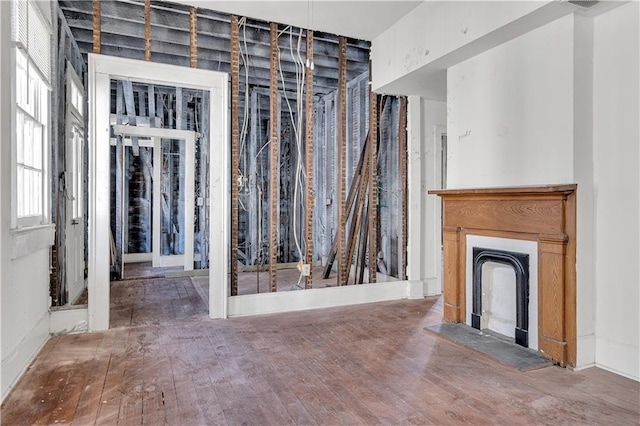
[{"left": 88, "top": 55, "right": 228, "bottom": 331}]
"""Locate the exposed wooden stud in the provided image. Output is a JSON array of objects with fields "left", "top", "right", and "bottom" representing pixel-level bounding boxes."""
[
  {"left": 304, "top": 30, "right": 314, "bottom": 289},
  {"left": 357, "top": 199, "right": 370, "bottom": 284},
  {"left": 336, "top": 36, "right": 347, "bottom": 285},
  {"left": 144, "top": 0, "right": 151, "bottom": 61},
  {"left": 190, "top": 7, "right": 198, "bottom": 68},
  {"left": 199, "top": 92, "right": 211, "bottom": 268},
  {"left": 322, "top": 133, "right": 369, "bottom": 280},
  {"left": 398, "top": 97, "right": 408, "bottom": 281},
  {"left": 368, "top": 63, "right": 378, "bottom": 284},
  {"left": 92, "top": 0, "right": 101, "bottom": 54},
  {"left": 269, "top": 22, "right": 279, "bottom": 292},
  {"left": 230, "top": 15, "right": 240, "bottom": 295},
  {"left": 345, "top": 150, "right": 370, "bottom": 285}
]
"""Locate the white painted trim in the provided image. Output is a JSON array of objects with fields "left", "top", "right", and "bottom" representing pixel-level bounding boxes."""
[
  {"left": 423, "top": 277, "right": 441, "bottom": 297},
  {"left": 49, "top": 307, "right": 88, "bottom": 335},
  {"left": 88, "top": 54, "right": 229, "bottom": 329},
  {"left": 593, "top": 364, "right": 640, "bottom": 382},
  {"left": 570, "top": 363, "right": 596, "bottom": 372},
  {"left": 1, "top": 311, "right": 49, "bottom": 401},
  {"left": 406, "top": 96, "right": 422, "bottom": 283},
  {"left": 209, "top": 72, "right": 229, "bottom": 320},
  {"left": 227, "top": 281, "right": 422, "bottom": 317},
  {"left": 112, "top": 124, "right": 195, "bottom": 140},
  {"left": 158, "top": 255, "right": 185, "bottom": 267},
  {"left": 123, "top": 253, "right": 152, "bottom": 263},
  {"left": 152, "top": 136, "right": 161, "bottom": 268},
  {"left": 9, "top": 224, "right": 55, "bottom": 260},
  {"left": 109, "top": 137, "right": 153, "bottom": 147},
  {"left": 113, "top": 125, "right": 196, "bottom": 271}
]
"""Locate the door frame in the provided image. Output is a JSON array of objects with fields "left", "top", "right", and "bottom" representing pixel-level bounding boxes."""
[
  {"left": 111, "top": 126, "right": 196, "bottom": 271},
  {"left": 88, "top": 54, "right": 229, "bottom": 330},
  {"left": 65, "top": 62, "right": 86, "bottom": 304}
]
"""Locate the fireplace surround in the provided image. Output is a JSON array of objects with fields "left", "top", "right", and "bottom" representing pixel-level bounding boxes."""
[
  {"left": 472, "top": 247, "right": 530, "bottom": 347},
  {"left": 429, "top": 185, "right": 577, "bottom": 366}
]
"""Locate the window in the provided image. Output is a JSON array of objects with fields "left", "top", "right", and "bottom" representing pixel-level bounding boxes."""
[
  {"left": 12, "top": 0, "right": 52, "bottom": 227},
  {"left": 66, "top": 65, "right": 85, "bottom": 220}
]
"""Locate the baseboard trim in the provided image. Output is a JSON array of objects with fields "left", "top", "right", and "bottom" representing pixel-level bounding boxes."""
[
  {"left": 423, "top": 277, "right": 442, "bottom": 296},
  {"left": 227, "top": 280, "right": 422, "bottom": 317},
  {"left": 50, "top": 307, "right": 88, "bottom": 335},
  {"left": 1, "top": 312, "right": 50, "bottom": 402},
  {"left": 595, "top": 363, "right": 640, "bottom": 382}
]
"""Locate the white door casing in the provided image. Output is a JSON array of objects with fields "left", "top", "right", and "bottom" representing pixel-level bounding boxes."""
[
  {"left": 110, "top": 127, "right": 196, "bottom": 271},
  {"left": 65, "top": 63, "right": 86, "bottom": 304},
  {"left": 88, "top": 54, "right": 229, "bottom": 331}
]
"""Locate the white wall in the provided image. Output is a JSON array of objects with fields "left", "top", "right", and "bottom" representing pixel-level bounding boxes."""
[
  {"left": 447, "top": 14, "right": 575, "bottom": 189},
  {"left": 0, "top": 1, "right": 54, "bottom": 401},
  {"left": 0, "top": 0, "right": 7, "bottom": 403},
  {"left": 445, "top": 7, "right": 639, "bottom": 379},
  {"left": 445, "top": 13, "right": 603, "bottom": 372},
  {"left": 420, "top": 99, "right": 446, "bottom": 294},
  {"left": 592, "top": 1, "right": 640, "bottom": 380},
  {"left": 406, "top": 97, "right": 446, "bottom": 296},
  {"left": 572, "top": 15, "right": 596, "bottom": 370},
  {"left": 371, "top": 1, "right": 577, "bottom": 98}
]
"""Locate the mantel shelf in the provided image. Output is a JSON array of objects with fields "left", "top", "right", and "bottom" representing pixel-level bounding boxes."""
[{"left": 428, "top": 184, "right": 577, "bottom": 197}]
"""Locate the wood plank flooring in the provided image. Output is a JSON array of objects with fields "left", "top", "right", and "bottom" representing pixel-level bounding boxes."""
[{"left": 2, "top": 276, "right": 638, "bottom": 425}]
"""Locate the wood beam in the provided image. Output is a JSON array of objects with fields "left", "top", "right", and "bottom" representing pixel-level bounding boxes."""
[
  {"left": 336, "top": 36, "right": 347, "bottom": 285},
  {"left": 269, "top": 22, "right": 279, "bottom": 292},
  {"left": 190, "top": 7, "right": 197, "bottom": 68},
  {"left": 398, "top": 96, "right": 408, "bottom": 281},
  {"left": 92, "top": 0, "right": 101, "bottom": 54},
  {"left": 144, "top": 0, "right": 151, "bottom": 61},
  {"left": 368, "top": 64, "right": 378, "bottom": 284},
  {"left": 230, "top": 15, "right": 240, "bottom": 295},
  {"left": 304, "top": 30, "right": 314, "bottom": 289}
]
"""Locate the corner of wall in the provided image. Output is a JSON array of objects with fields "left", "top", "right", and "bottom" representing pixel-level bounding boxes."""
[
  {"left": 572, "top": 13, "right": 597, "bottom": 369},
  {"left": 592, "top": 1, "right": 640, "bottom": 380}
]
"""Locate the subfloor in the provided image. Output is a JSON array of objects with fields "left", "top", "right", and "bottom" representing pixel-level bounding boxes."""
[{"left": 2, "top": 277, "right": 638, "bottom": 425}]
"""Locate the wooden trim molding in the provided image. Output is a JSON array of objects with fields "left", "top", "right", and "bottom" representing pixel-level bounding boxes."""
[{"left": 429, "top": 185, "right": 577, "bottom": 366}]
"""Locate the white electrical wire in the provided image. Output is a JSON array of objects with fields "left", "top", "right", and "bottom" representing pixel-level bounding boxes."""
[{"left": 238, "top": 17, "right": 251, "bottom": 192}]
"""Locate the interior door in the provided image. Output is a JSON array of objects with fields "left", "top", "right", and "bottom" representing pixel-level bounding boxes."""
[{"left": 65, "top": 64, "right": 86, "bottom": 303}]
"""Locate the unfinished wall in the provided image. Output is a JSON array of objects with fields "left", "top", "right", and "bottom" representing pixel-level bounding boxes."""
[
  {"left": 592, "top": 1, "right": 640, "bottom": 380},
  {"left": 59, "top": 1, "right": 408, "bottom": 296},
  {"left": 50, "top": 8, "right": 87, "bottom": 306}
]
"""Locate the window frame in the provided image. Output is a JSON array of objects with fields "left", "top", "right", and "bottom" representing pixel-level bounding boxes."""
[
  {"left": 66, "top": 63, "right": 85, "bottom": 221},
  {"left": 11, "top": 0, "right": 52, "bottom": 229}
]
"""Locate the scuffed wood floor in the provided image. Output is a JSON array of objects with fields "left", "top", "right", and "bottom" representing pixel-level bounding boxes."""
[{"left": 2, "top": 277, "right": 638, "bottom": 425}]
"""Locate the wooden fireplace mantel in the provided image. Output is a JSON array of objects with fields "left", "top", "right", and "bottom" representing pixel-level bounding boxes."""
[{"left": 429, "top": 184, "right": 577, "bottom": 366}]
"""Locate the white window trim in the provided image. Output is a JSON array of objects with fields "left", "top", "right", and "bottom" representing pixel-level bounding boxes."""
[
  {"left": 66, "top": 62, "right": 85, "bottom": 221},
  {"left": 11, "top": 0, "right": 52, "bottom": 229},
  {"left": 11, "top": 45, "right": 51, "bottom": 229}
]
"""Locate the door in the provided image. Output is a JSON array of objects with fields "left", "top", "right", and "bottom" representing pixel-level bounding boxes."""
[{"left": 65, "top": 64, "right": 86, "bottom": 303}]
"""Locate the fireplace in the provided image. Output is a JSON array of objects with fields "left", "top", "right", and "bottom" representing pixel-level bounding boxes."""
[
  {"left": 471, "top": 247, "right": 530, "bottom": 346},
  {"left": 429, "top": 185, "right": 576, "bottom": 366}
]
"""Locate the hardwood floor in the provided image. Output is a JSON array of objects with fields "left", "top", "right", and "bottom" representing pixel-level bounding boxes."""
[{"left": 2, "top": 277, "right": 638, "bottom": 425}]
